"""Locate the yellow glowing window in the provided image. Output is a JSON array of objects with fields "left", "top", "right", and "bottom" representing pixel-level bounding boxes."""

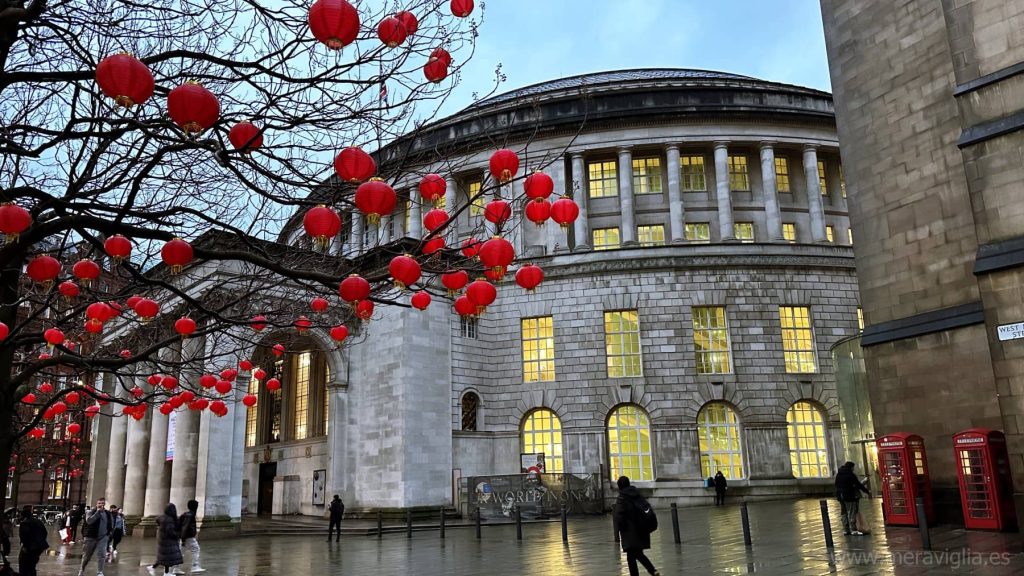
[
  {"left": 323, "top": 364, "right": 330, "bottom": 436},
  {"left": 686, "top": 223, "right": 710, "bottom": 243},
  {"left": 728, "top": 155, "right": 750, "bottom": 191},
  {"left": 783, "top": 223, "right": 797, "bottom": 243},
  {"left": 787, "top": 401, "right": 830, "bottom": 478},
  {"left": 632, "top": 157, "right": 662, "bottom": 194},
  {"left": 608, "top": 405, "right": 654, "bottom": 481},
  {"left": 292, "top": 352, "right": 311, "bottom": 440},
  {"left": 693, "top": 307, "right": 731, "bottom": 374},
  {"left": 637, "top": 225, "right": 665, "bottom": 247},
  {"left": 847, "top": 229, "right": 853, "bottom": 245},
  {"left": 522, "top": 316, "right": 555, "bottom": 383},
  {"left": 245, "top": 375, "right": 259, "bottom": 447},
  {"left": 826, "top": 225, "right": 834, "bottom": 243},
  {"left": 605, "top": 310, "right": 642, "bottom": 378},
  {"left": 779, "top": 306, "right": 816, "bottom": 373},
  {"left": 698, "top": 403, "right": 744, "bottom": 479},
  {"left": 522, "top": 409, "right": 563, "bottom": 473},
  {"left": 467, "top": 181, "right": 483, "bottom": 216},
  {"left": 592, "top": 227, "right": 620, "bottom": 251},
  {"left": 49, "top": 468, "right": 64, "bottom": 500},
  {"left": 839, "top": 165, "right": 846, "bottom": 198},
  {"left": 857, "top": 307, "right": 864, "bottom": 332},
  {"left": 587, "top": 160, "right": 618, "bottom": 198},
  {"left": 681, "top": 155, "right": 706, "bottom": 191},
  {"left": 818, "top": 161, "right": 828, "bottom": 196},
  {"left": 734, "top": 222, "right": 754, "bottom": 243},
  {"left": 775, "top": 157, "right": 791, "bottom": 192}
]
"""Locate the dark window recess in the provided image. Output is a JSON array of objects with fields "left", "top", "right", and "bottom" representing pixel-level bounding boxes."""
[{"left": 461, "top": 392, "right": 479, "bottom": 431}]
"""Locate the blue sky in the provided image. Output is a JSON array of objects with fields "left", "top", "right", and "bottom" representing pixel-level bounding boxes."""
[{"left": 439, "top": 0, "right": 831, "bottom": 116}]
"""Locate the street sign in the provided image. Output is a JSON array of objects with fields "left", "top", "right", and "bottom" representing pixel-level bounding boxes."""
[{"left": 996, "top": 322, "right": 1024, "bottom": 342}]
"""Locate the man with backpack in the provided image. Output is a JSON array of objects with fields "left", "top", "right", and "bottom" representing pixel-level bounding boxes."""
[
  {"left": 327, "top": 495, "right": 344, "bottom": 542},
  {"left": 613, "top": 476, "right": 661, "bottom": 576},
  {"left": 179, "top": 499, "right": 204, "bottom": 572},
  {"left": 835, "top": 461, "right": 871, "bottom": 535},
  {"left": 78, "top": 498, "right": 112, "bottom": 576}
]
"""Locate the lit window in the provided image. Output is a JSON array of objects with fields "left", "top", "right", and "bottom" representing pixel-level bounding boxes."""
[
  {"left": 857, "top": 307, "right": 864, "bottom": 332},
  {"left": 522, "top": 317, "right": 555, "bottom": 383},
  {"left": 245, "top": 376, "right": 259, "bottom": 447},
  {"left": 775, "top": 157, "right": 791, "bottom": 193},
  {"left": 847, "top": 229, "right": 853, "bottom": 245},
  {"left": 587, "top": 160, "right": 618, "bottom": 198},
  {"left": 49, "top": 468, "right": 65, "bottom": 500},
  {"left": 592, "top": 227, "right": 620, "bottom": 251},
  {"left": 461, "top": 391, "right": 479, "bottom": 431},
  {"left": 818, "top": 161, "right": 828, "bottom": 196},
  {"left": 839, "top": 166, "right": 846, "bottom": 198},
  {"left": 728, "top": 155, "right": 750, "bottom": 191},
  {"left": 779, "top": 306, "right": 816, "bottom": 373},
  {"left": 681, "top": 155, "right": 706, "bottom": 192},
  {"left": 632, "top": 158, "right": 662, "bottom": 195},
  {"left": 608, "top": 405, "right": 654, "bottom": 481},
  {"left": 605, "top": 310, "right": 642, "bottom": 378},
  {"left": 826, "top": 226, "right": 834, "bottom": 243},
  {"left": 692, "top": 307, "right": 731, "bottom": 374},
  {"left": 460, "top": 316, "right": 478, "bottom": 339},
  {"left": 522, "top": 409, "right": 563, "bottom": 473},
  {"left": 787, "top": 401, "right": 830, "bottom": 478},
  {"left": 734, "top": 222, "right": 754, "bottom": 243},
  {"left": 292, "top": 352, "right": 311, "bottom": 440},
  {"left": 698, "top": 403, "right": 744, "bottom": 479},
  {"left": 467, "top": 181, "right": 483, "bottom": 216},
  {"left": 637, "top": 225, "right": 665, "bottom": 247},
  {"left": 686, "top": 223, "right": 710, "bottom": 243},
  {"left": 266, "top": 358, "right": 284, "bottom": 443},
  {"left": 783, "top": 223, "right": 797, "bottom": 243},
  {"left": 5, "top": 478, "right": 10, "bottom": 499},
  {"left": 324, "top": 364, "right": 330, "bottom": 436}
]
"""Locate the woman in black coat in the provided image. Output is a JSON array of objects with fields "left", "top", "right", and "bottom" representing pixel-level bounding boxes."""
[
  {"left": 612, "top": 477, "right": 661, "bottom": 576},
  {"left": 148, "top": 503, "right": 183, "bottom": 574}
]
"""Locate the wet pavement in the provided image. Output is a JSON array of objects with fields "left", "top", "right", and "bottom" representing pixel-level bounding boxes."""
[{"left": 27, "top": 498, "right": 1024, "bottom": 575}]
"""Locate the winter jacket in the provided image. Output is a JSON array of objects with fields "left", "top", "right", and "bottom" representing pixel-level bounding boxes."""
[
  {"left": 612, "top": 486, "right": 651, "bottom": 552},
  {"left": 835, "top": 466, "right": 869, "bottom": 502},
  {"left": 81, "top": 508, "right": 111, "bottom": 539},
  {"left": 155, "top": 504, "right": 183, "bottom": 567},
  {"left": 714, "top": 473, "right": 728, "bottom": 492},
  {"left": 18, "top": 516, "right": 48, "bottom": 555},
  {"left": 329, "top": 498, "right": 345, "bottom": 521},
  {"left": 179, "top": 500, "right": 199, "bottom": 540}
]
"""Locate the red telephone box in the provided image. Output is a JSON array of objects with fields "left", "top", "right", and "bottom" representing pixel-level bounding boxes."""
[
  {"left": 953, "top": 429, "right": 1018, "bottom": 531},
  {"left": 876, "top": 433, "right": 934, "bottom": 526}
]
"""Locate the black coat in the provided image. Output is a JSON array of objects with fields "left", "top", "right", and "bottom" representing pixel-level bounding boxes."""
[
  {"left": 714, "top": 474, "right": 728, "bottom": 492},
  {"left": 18, "top": 517, "right": 48, "bottom": 555},
  {"left": 178, "top": 511, "right": 197, "bottom": 540},
  {"left": 835, "top": 466, "right": 869, "bottom": 501},
  {"left": 329, "top": 499, "right": 344, "bottom": 521},
  {"left": 613, "top": 486, "right": 651, "bottom": 552},
  {"left": 155, "top": 505, "right": 183, "bottom": 567}
]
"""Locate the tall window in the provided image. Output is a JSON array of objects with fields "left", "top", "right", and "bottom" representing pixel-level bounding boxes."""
[
  {"left": 403, "top": 199, "right": 412, "bottom": 235},
  {"left": 49, "top": 468, "right": 64, "bottom": 500},
  {"left": 818, "top": 161, "right": 828, "bottom": 195},
  {"left": 5, "top": 478, "right": 10, "bottom": 500},
  {"left": 692, "top": 307, "right": 731, "bottom": 374},
  {"left": 779, "top": 306, "right": 816, "bottom": 373},
  {"left": 587, "top": 160, "right": 618, "bottom": 198},
  {"left": 461, "top": 391, "right": 479, "bottom": 431},
  {"left": 783, "top": 223, "right": 797, "bottom": 243},
  {"left": 245, "top": 375, "right": 259, "bottom": 447},
  {"left": 734, "top": 222, "right": 754, "bottom": 243},
  {"left": 775, "top": 157, "right": 791, "bottom": 192},
  {"left": 467, "top": 180, "right": 484, "bottom": 217},
  {"left": 847, "top": 229, "right": 853, "bottom": 245},
  {"left": 608, "top": 405, "right": 654, "bottom": 481},
  {"left": 460, "top": 316, "right": 478, "bottom": 338},
  {"left": 267, "top": 358, "right": 284, "bottom": 443},
  {"left": 685, "top": 223, "right": 710, "bottom": 243},
  {"left": 632, "top": 158, "right": 662, "bottom": 194},
  {"left": 826, "top": 225, "right": 835, "bottom": 243},
  {"left": 787, "top": 401, "right": 830, "bottom": 478},
  {"left": 839, "top": 166, "right": 846, "bottom": 198},
  {"left": 522, "top": 409, "right": 563, "bottom": 473},
  {"left": 292, "top": 352, "right": 311, "bottom": 440},
  {"left": 592, "top": 227, "right": 620, "bottom": 251},
  {"left": 728, "top": 155, "right": 750, "bottom": 191},
  {"left": 698, "top": 403, "right": 744, "bottom": 479},
  {"left": 323, "top": 364, "right": 330, "bottom": 436},
  {"left": 637, "top": 225, "right": 665, "bottom": 247},
  {"left": 857, "top": 307, "right": 864, "bottom": 332},
  {"left": 522, "top": 317, "right": 555, "bottom": 382},
  {"left": 605, "top": 310, "right": 642, "bottom": 377},
  {"left": 680, "top": 155, "right": 706, "bottom": 191}
]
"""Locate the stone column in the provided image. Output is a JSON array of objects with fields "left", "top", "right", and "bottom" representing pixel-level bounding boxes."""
[
  {"left": 349, "top": 212, "right": 364, "bottom": 253},
  {"left": 103, "top": 399, "right": 128, "bottom": 507},
  {"left": 408, "top": 190, "right": 422, "bottom": 238},
  {"left": 544, "top": 160, "right": 566, "bottom": 254},
  {"left": 803, "top": 145, "right": 828, "bottom": 242},
  {"left": 325, "top": 381, "right": 349, "bottom": 503},
  {"left": 445, "top": 177, "right": 459, "bottom": 239},
  {"left": 379, "top": 215, "right": 392, "bottom": 244},
  {"left": 617, "top": 147, "right": 637, "bottom": 245},
  {"left": 87, "top": 374, "right": 113, "bottom": 505},
  {"left": 759, "top": 143, "right": 785, "bottom": 241},
  {"left": 194, "top": 336, "right": 240, "bottom": 536},
  {"left": 229, "top": 385, "right": 247, "bottom": 520},
  {"left": 665, "top": 145, "right": 685, "bottom": 243},
  {"left": 169, "top": 336, "right": 203, "bottom": 509},
  {"left": 714, "top": 142, "right": 736, "bottom": 241},
  {"left": 570, "top": 153, "right": 590, "bottom": 251},
  {"left": 121, "top": 372, "right": 151, "bottom": 529},
  {"left": 139, "top": 409, "right": 170, "bottom": 530}
]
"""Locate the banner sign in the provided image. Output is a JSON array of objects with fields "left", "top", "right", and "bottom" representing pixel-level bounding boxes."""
[{"left": 468, "top": 473, "right": 602, "bottom": 521}]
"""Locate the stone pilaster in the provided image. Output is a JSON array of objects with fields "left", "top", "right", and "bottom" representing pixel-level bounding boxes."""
[
  {"left": 759, "top": 143, "right": 785, "bottom": 241},
  {"left": 121, "top": 372, "right": 151, "bottom": 531},
  {"left": 665, "top": 145, "right": 685, "bottom": 243},
  {"left": 803, "top": 145, "right": 828, "bottom": 242},
  {"left": 169, "top": 335, "right": 203, "bottom": 510},
  {"left": 326, "top": 381, "right": 349, "bottom": 503},
  {"left": 408, "top": 189, "right": 422, "bottom": 238},
  {"left": 445, "top": 177, "right": 459, "bottom": 239},
  {"left": 617, "top": 147, "right": 637, "bottom": 245},
  {"left": 349, "top": 212, "right": 363, "bottom": 253},
  {"left": 570, "top": 153, "right": 590, "bottom": 251},
  {"left": 137, "top": 409, "right": 170, "bottom": 534},
  {"left": 86, "top": 374, "right": 113, "bottom": 505},
  {"left": 714, "top": 142, "right": 736, "bottom": 241}
]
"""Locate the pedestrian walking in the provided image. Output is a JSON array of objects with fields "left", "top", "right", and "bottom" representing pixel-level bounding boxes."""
[
  {"left": 106, "top": 506, "right": 125, "bottom": 561},
  {"left": 327, "top": 494, "right": 344, "bottom": 542},
  {"left": 613, "top": 476, "right": 661, "bottom": 576},
  {"left": 78, "top": 498, "right": 113, "bottom": 576},
  {"left": 17, "top": 506, "right": 48, "bottom": 576},
  {"left": 178, "top": 499, "right": 204, "bottom": 572},
  {"left": 69, "top": 504, "right": 84, "bottom": 543},
  {"left": 835, "top": 461, "right": 870, "bottom": 535},
  {"left": 148, "top": 503, "right": 183, "bottom": 575},
  {"left": 713, "top": 471, "right": 728, "bottom": 506}
]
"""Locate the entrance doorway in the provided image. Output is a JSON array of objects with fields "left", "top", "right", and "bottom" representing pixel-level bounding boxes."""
[{"left": 258, "top": 462, "right": 277, "bottom": 515}]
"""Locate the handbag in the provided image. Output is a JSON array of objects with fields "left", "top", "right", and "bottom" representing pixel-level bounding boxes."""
[{"left": 58, "top": 527, "right": 68, "bottom": 542}]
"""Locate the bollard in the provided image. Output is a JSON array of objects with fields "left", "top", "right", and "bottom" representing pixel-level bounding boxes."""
[
  {"left": 613, "top": 515, "right": 619, "bottom": 542},
  {"left": 740, "top": 502, "right": 752, "bottom": 547},
  {"left": 670, "top": 503, "right": 681, "bottom": 544},
  {"left": 407, "top": 509, "right": 412, "bottom": 539},
  {"left": 439, "top": 506, "right": 446, "bottom": 539},
  {"left": 819, "top": 499, "right": 835, "bottom": 551},
  {"left": 377, "top": 510, "right": 383, "bottom": 539},
  {"left": 475, "top": 506, "right": 482, "bottom": 540},
  {"left": 561, "top": 504, "right": 568, "bottom": 543},
  {"left": 915, "top": 497, "right": 931, "bottom": 550},
  {"left": 515, "top": 506, "right": 522, "bottom": 541}
]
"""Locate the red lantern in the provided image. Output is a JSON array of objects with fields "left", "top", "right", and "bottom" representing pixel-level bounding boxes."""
[
  {"left": 29, "top": 427, "right": 45, "bottom": 439},
  {"left": 0, "top": 203, "right": 32, "bottom": 242},
  {"left": 169, "top": 396, "right": 184, "bottom": 409},
  {"left": 85, "top": 405, "right": 100, "bottom": 418},
  {"left": 161, "top": 238, "right": 193, "bottom": 273},
  {"left": 550, "top": 198, "right": 580, "bottom": 228},
  {"left": 130, "top": 385, "right": 144, "bottom": 398},
  {"left": 52, "top": 401, "right": 67, "bottom": 415},
  {"left": 119, "top": 349, "right": 132, "bottom": 359},
  {"left": 484, "top": 200, "right": 512, "bottom": 226},
  {"left": 525, "top": 199, "right": 551, "bottom": 226},
  {"left": 86, "top": 302, "right": 113, "bottom": 322},
  {"left": 161, "top": 376, "right": 179, "bottom": 390},
  {"left": 461, "top": 237, "right": 481, "bottom": 259},
  {"left": 251, "top": 315, "right": 268, "bottom": 332},
  {"left": 466, "top": 279, "right": 497, "bottom": 314},
  {"left": 210, "top": 400, "right": 228, "bottom": 417},
  {"left": 311, "top": 297, "right": 330, "bottom": 314},
  {"left": 167, "top": 82, "right": 220, "bottom": 136},
  {"left": 228, "top": 121, "right": 263, "bottom": 152},
  {"left": 175, "top": 317, "right": 197, "bottom": 338},
  {"left": 85, "top": 318, "right": 103, "bottom": 334},
  {"left": 423, "top": 237, "right": 446, "bottom": 256},
  {"left": 524, "top": 171, "right": 554, "bottom": 199},
  {"left": 410, "top": 291, "right": 431, "bottom": 311},
  {"left": 38, "top": 382, "right": 54, "bottom": 394},
  {"left": 330, "top": 324, "right": 349, "bottom": 343},
  {"left": 478, "top": 236, "right": 515, "bottom": 277},
  {"left": 243, "top": 394, "right": 258, "bottom": 408},
  {"left": 95, "top": 53, "right": 154, "bottom": 107},
  {"left": 453, "top": 296, "right": 475, "bottom": 317},
  {"left": 489, "top": 149, "right": 520, "bottom": 183},
  {"left": 199, "top": 374, "right": 217, "bottom": 389},
  {"left": 221, "top": 368, "right": 238, "bottom": 382},
  {"left": 215, "top": 380, "right": 232, "bottom": 394},
  {"left": 180, "top": 390, "right": 196, "bottom": 403},
  {"left": 303, "top": 205, "right": 342, "bottom": 248},
  {"left": 396, "top": 10, "right": 419, "bottom": 34},
  {"left": 0, "top": 322, "right": 7, "bottom": 341},
  {"left": 44, "top": 328, "right": 65, "bottom": 347},
  {"left": 253, "top": 368, "right": 267, "bottom": 381},
  {"left": 159, "top": 403, "right": 174, "bottom": 416},
  {"left": 354, "top": 179, "right": 397, "bottom": 225},
  {"left": 441, "top": 270, "right": 469, "bottom": 295},
  {"left": 515, "top": 264, "right": 544, "bottom": 292},
  {"left": 67, "top": 422, "right": 82, "bottom": 436},
  {"left": 239, "top": 359, "right": 253, "bottom": 371},
  {"left": 189, "top": 399, "right": 209, "bottom": 411},
  {"left": 21, "top": 393, "right": 36, "bottom": 404},
  {"left": 103, "top": 234, "right": 132, "bottom": 262},
  {"left": 419, "top": 174, "right": 447, "bottom": 205},
  {"left": 377, "top": 16, "right": 407, "bottom": 47},
  {"left": 339, "top": 274, "right": 371, "bottom": 304},
  {"left": 450, "top": 0, "right": 474, "bottom": 17},
  {"left": 59, "top": 281, "right": 80, "bottom": 300},
  {"left": 334, "top": 147, "right": 376, "bottom": 183},
  {"left": 272, "top": 343, "right": 286, "bottom": 357},
  {"left": 389, "top": 254, "right": 421, "bottom": 290},
  {"left": 356, "top": 300, "right": 374, "bottom": 321},
  {"left": 423, "top": 209, "right": 448, "bottom": 232},
  {"left": 134, "top": 298, "right": 159, "bottom": 321},
  {"left": 294, "top": 315, "right": 312, "bottom": 334},
  {"left": 147, "top": 374, "right": 162, "bottom": 387},
  {"left": 308, "top": 0, "right": 360, "bottom": 50},
  {"left": 424, "top": 53, "right": 449, "bottom": 83},
  {"left": 484, "top": 266, "right": 504, "bottom": 282},
  {"left": 126, "top": 295, "right": 142, "bottom": 309},
  {"left": 26, "top": 255, "right": 60, "bottom": 284},
  {"left": 266, "top": 378, "right": 282, "bottom": 392}
]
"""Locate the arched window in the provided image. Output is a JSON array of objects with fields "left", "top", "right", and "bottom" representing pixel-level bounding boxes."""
[
  {"left": 697, "top": 403, "right": 744, "bottom": 479},
  {"left": 787, "top": 401, "right": 830, "bottom": 478},
  {"left": 461, "top": 392, "right": 479, "bottom": 431},
  {"left": 607, "top": 405, "right": 654, "bottom": 481},
  {"left": 522, "top": 409, "right": 563, "bottom": 473}
]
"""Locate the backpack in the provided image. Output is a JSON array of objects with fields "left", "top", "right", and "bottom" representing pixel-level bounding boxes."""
[{"left": 631, "top": 497, "right": 658, "bottom": 534}]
